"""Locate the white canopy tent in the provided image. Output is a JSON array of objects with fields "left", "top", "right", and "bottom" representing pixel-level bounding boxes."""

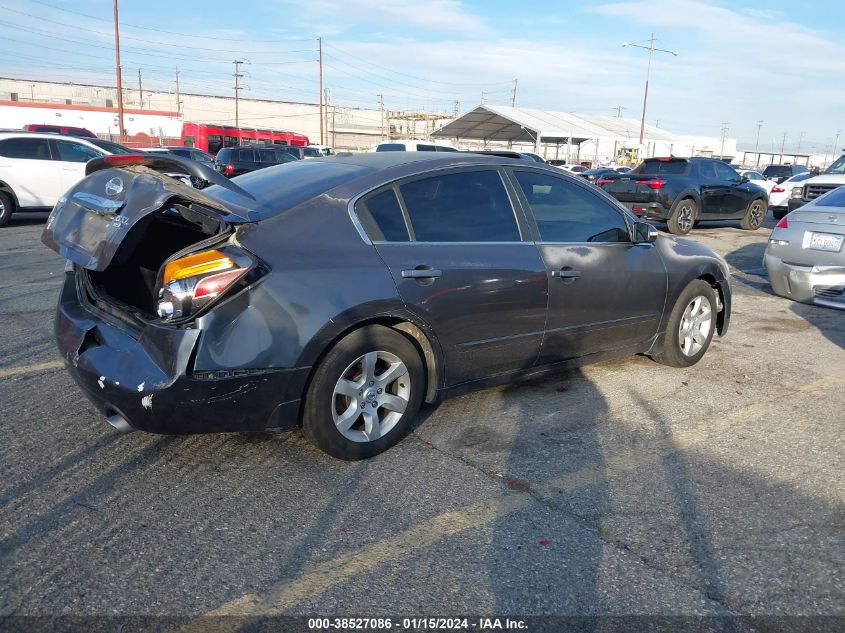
[{"left": 431, "top": 105, "right": 734, "bottom": 163}]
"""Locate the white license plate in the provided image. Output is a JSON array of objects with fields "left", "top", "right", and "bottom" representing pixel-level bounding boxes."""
[{"left": 808, "top": 232, "right": 844, "bottom": 252}]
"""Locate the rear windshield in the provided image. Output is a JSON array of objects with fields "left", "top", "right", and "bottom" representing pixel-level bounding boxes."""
[
  {"left": 376, "top": 144, "right": 406, "bottom": 152},
  {"left": 763, "top": 165, "right": 791, "bottom": 178},
  {"left": 205, "top": 160, "right": 372, "bottom": 217},
  {"left": 634, "top": 159, "right": 689, "bottom": 175},
  {"left": 818, "top": 186, "right": 845, "bottom": 207}
]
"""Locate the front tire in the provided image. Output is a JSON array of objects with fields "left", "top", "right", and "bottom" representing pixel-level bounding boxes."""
[
  {"left": 740, "top": 198, "right": 766, "bottom": 230},
  {"left": 667, "top": 198, "right": 696, "bottom": 235},
  {"left": 0, "top": 191, "right": 13, "bottom": 228},
  {"left": 302, "top": 325, "right": 424, "bottom": 460},
  {"left": 651, "top": 280, "right": 718, "bottom": 368}
]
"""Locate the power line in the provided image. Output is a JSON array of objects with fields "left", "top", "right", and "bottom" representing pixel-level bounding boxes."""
[{"left": 30, "top": 0, "right": 317, "bottom": 43}]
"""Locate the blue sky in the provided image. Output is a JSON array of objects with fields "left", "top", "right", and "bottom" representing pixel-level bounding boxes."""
[{"left": 2, "top": 0, "right": 843, "bottom": 151}]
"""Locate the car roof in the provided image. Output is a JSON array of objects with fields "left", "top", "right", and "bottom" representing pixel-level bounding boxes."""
[
  {"left": 0, "top": 131, "right": 99, "bottom": 142},
  {"left": 315, "top": 151, "right": 529, "bottom": 170}
]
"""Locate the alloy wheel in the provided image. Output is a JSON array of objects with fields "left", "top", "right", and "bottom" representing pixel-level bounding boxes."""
[
  {"left": 331, "top": 350, "right": 410, "bottom": 442},
  {"left": 677, "top": 204, "right": 694, "bottom": 232},
  {"left": 749, "top": 201, "right": 765, "bottom": 228},
  {"left": 678, "top": 296, "right": 713, "bottom": 357}
]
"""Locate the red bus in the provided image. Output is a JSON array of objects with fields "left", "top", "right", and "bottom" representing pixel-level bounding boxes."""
[{"left": 181, "top": 123, "right": 309, "bottom": 155}]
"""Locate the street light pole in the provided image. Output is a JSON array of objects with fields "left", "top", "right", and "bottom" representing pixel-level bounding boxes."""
[
  {"left": 622, "top": 33, "right": 678, "bottom": 151},
  {"left": 754, "top": 120, "right": 763, "bottom": 167}
]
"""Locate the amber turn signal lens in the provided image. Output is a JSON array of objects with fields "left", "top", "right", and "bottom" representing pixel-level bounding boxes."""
[{"left": 163, "top": 249, "right": 233, "bottom": 285}]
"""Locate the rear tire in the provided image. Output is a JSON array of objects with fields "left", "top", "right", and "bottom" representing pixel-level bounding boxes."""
[
  {"left": 740, "top": 198, "right": 766, "bottom": 230},
  {"left": 651, "top": 280, "right": 718, "bottom": 368},
  {"left": 302, "top": 325, "right": 424, "bottom": 460},
  {"left": 667, "top": 198, "right": 696, "bottom": 235},
  {"left": 0, "top": 191, "right": 13, "bottom": 228}
]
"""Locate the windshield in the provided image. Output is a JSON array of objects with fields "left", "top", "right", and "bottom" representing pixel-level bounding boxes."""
[
  {"left": 826, "top": 155, "right": 845, "bottom": 174},
  {"left": 634, "top": 159, "right": 689, "bottom": 175},
  {"left": 763, "top": 165, "right": 791, "bottom": 178},
  {"left": 90, "top": 139, "right": 134, "bottom": 155},
  {"left": 205, "top": 159, "right": 372, "bottom": 218}
]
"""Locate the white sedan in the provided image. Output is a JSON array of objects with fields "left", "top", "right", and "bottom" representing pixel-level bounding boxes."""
[
  {"left": 738, "top": 169, "right": 776, "bottom": 194},
  {"left": 769, "top": 172, "right": 813, "bottom": 220}
]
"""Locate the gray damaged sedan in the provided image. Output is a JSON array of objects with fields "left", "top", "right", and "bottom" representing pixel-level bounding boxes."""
[
  {"left": 43, "top": 152, "right": 731, "bottom": 459},
  {"left": 765, "top": 185, "right": 845, "bottom": 309}
]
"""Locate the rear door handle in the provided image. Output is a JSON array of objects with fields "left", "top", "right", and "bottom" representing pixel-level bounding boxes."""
[
  {"left": 551, "top": 268, "right": 581, "bottom": 279},
  {"left": 401, "top": 268, "right": 442, "bottom": 279}
]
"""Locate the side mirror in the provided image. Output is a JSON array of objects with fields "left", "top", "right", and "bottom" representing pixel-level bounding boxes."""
[
  {"left": 634, "top": 221, "right": 658, "bottom": 244},
  {"left": 739, "top": 174, "right": 749, "bottom": 183}
]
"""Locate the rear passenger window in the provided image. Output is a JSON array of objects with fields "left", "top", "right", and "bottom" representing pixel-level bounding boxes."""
[
  {"left": 514, "top": 171, "right": 629, "bottom": 243},
  {"left": 0, "top": 138, "right": 52, "bottom": 160},
  {"left": 399, "top": 170, "right": 520, "bottom": 242},
  {"left": 257, "top": 148, "right": 278, "bottom": 163},
  {"left": 360, "top": 189, "right": 409, "bottom": 242},
  {"left": 237, "top": 149, "right": 255, "bottom": 162}
]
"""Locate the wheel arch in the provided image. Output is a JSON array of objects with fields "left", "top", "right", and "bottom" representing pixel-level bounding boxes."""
[
  {"left": 297, "top": 311, "right": 444, "bottom": 428},
  {"left": 0, "top": 181, "right": 19, "bottom": 209},
  {"left": 671, "top": 189, "right": 701, "bottom": 213},
  {"left": 695, "top": 271, "right": 729, "bottom": 335}
]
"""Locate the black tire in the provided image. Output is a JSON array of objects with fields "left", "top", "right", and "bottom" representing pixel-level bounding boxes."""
[
  {"left": 0, "top": 191, "right": 13, "bottom": 228},
  {"left": 651, "top": 280, "right": 718, "bottom": 368},
  {"left": 772, "top": 207, "right": 787, "bottom": 221},
  {"left": 740, "top": 198, "right": 766, "bottom": 230},
  {"left": 667, "top": 198, "right": 696, "bottom": 235},
  {"left": 302, "top": 325, "right": 425, "bottom": 460}
]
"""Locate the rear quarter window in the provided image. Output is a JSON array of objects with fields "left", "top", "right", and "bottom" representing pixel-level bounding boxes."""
[{"left": 0, "top": 138, "right": 52, "bottom": 160}]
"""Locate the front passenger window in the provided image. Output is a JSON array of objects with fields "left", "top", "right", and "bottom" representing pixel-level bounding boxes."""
[{"left": 513, "top": 171, "right": 629, "bottom": 243}]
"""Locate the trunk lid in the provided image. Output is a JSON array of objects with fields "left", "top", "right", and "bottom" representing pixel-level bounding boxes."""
[
  {"left": 42, "top": 156, "right": 257, "bottom": 271},
  {"left": 598, "top": 173, "right": 661, "bottom": 202}
]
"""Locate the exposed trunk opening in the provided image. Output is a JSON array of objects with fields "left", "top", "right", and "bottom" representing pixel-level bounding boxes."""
[{"left": 85, "top": 206, "right": 228, "bottom": 318}]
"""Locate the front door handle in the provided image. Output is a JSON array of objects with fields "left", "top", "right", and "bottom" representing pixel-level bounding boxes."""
[
  {"left": 552, "top": 268, "right": 581, "bottom": 280},
  {"left": 401, "top": 267, "right": 442, "bottom": 279}
]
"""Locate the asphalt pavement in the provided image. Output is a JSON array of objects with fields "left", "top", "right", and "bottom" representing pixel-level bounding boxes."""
[{"left": 0, "top": 212, "right": 843, "bottom": 632}]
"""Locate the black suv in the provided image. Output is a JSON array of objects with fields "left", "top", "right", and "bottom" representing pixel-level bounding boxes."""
[
  {"left": 215, "top": 145, "right": 300, "bottom": 177},
  {"left": 762, "top": 163, "right": 809, "bottom": 184},
  {"left": 598, "top": 157, "right": 769, "bottom": 234}
]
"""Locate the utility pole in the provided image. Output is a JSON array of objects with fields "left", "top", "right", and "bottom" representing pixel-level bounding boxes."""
[
  {"left": 481, "top": 90, "right": 487, "bottom": 105},
  {"left": 233, "top": 59, "right": 245, "bottom": 128},
  {"left": 510, "top": 79, "right": 518, "bottom": 107},
  {"left": 797, "top": 131, "right": 804, "bottom": 155},
  {"left": 137, "top": 68, "right": 143, "bottom": 109},
  {"left": 754, "top": 120, "right": 763, "bottom": 167},
  {"left": 621, "top": 33, "right": 678, "bottom": 149},
  {"left": 174, "top": 65, "right": 181, "bottom": 117},
  {"left": 453, "top": 100, "right": 460, "bottom": 117},
  {"left": 324, "top": 88, "right": 330, "bottom": 146},
  {"left": 612, "top": 105, "right": 626, "bottom": 118},
  {"left": 719, "top": 122, "right": 730, "bottom": 160},
  {"left": 780, "top": 132, "right": 787, "bottom": 157},
  {"left": 377, "top": 94, "right": 385, "bottom": 140},
  {"left": 112, "top": 0, "right": 125, "bottom": 140},
  {"left": 318, "top": 37, "right": 324, "bottom": 145}
]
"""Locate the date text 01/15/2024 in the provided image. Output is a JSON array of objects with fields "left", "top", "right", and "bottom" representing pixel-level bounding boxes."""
[{"left": 307, "top": 617, "right": 528, "bottom": 630}]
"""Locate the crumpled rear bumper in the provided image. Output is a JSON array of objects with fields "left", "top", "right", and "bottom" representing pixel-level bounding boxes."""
[
  {"left": 764, "top": 253, "right": 845, "bottom": 309},
  {"left": 55, "top": 273, "right": 307, "bottom": 434}
]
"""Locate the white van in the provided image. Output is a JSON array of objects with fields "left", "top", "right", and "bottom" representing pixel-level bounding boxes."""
[{"left": 374, "top": 140, "right": 459, "bottom": 153}]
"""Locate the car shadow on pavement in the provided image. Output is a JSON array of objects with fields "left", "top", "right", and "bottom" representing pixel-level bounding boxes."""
[
  {"left": 7, "top": 212, "right": 50, "bottom": 227},
  {"left": 790, "top": 302, "right": 845, "bottom": 349},
  {"left": 723, "top": 242, "right": 777, "bottom": 296}
]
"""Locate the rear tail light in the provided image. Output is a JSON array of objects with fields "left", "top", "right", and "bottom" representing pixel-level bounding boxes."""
[
  {"left": 223, "top": 163, "right": 235, "bottom": 175},
  {"left": 635, "top": 178, "right": 666, "bottom": 189},
  {"left": 771, "top": 186, "right": 785, "bottom": 193},
  {"left": 157, "top": 247, "right": 253, "bottom": 321},
  {"left": 596, "top": 178, "right": 614, "bottom": 186},
  {"left": 775, "top": 216, "right": 788, "bottom": 229}
]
